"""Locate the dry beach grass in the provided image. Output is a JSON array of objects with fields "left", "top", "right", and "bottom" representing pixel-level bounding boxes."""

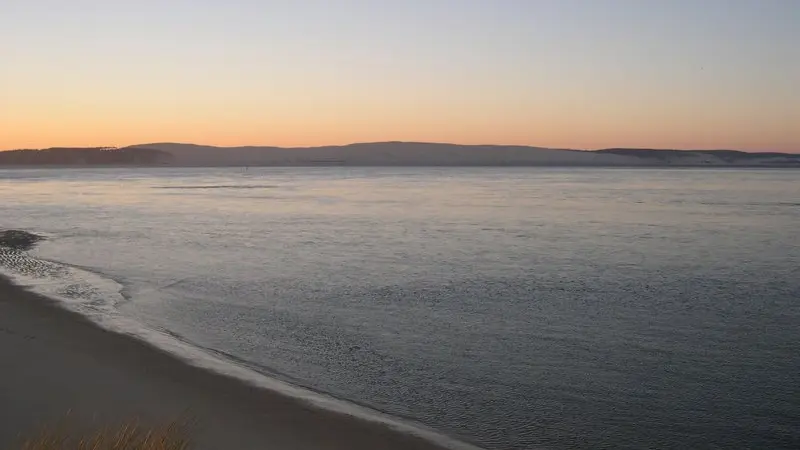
[{"left": 17, "top": 419, "right": 190, "bottom": 450}]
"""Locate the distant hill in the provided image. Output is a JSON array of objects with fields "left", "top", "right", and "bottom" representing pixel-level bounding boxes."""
[
  {"left": 124, "top": 142, "right": 632, "bottom": 167},
  {"left": 2, "top": 142, "right": 797, "bottom": 167},
  {"left": 0, "top": 147, "right": 173, "bottom": 166},
  {"left": 125, "top": 142, "right": 800, "bottom": 167}
]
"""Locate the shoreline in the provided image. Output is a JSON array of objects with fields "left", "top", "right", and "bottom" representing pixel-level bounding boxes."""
[{"left": 0, "top": 274, "right": 473, "bottom": 450}]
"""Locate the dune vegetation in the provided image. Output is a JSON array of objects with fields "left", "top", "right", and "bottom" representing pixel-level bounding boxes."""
[{"left": 16, "top": 420, "right": 190, "bottom": 450}]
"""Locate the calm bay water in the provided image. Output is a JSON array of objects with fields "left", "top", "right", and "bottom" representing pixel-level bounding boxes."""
[{"left": 1, "top": 167, "right": 799, "bottom": 449}]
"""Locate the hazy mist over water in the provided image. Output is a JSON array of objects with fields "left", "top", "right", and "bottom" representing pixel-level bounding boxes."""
[{"left": 1, "top": 167, "right": 799, "bottom": 449}]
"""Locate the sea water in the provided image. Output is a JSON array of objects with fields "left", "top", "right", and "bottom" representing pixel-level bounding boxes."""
[{"left": 1, "top": 167, "right": 798, "bottom": 449}]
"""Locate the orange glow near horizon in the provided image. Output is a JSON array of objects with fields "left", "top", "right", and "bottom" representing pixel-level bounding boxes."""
[
  {"left": 2, "top": 108, "right": 797, "bottom": 152},
  {"left": 2, "top": 74, "right": 797, "bottom": 152}
]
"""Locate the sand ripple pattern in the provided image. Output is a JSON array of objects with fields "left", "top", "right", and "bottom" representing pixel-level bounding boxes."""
[
  {"left": 0, "top": 247, "right": 68, "bottom": 279},
  {"left": 0, "top": 246, "right": 109, "bottom": 309}
]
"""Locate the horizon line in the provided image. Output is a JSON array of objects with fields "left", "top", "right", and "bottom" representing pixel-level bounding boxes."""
[{"left": 2, "top": 141, "right": 797, "bottom": 154}]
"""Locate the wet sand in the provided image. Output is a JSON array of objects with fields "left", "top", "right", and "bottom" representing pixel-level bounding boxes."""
[{"left": 0, "top": 275, "right": 458, "bottom": 450}]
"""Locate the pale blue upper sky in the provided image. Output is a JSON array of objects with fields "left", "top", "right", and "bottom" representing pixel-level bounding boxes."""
[{"left": 2, "top": 0, "right": 798, "bottom": 151}]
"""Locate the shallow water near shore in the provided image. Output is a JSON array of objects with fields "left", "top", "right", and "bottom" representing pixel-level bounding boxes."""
[{"left": 1, "top": 167, "right": 799, "bottom": 449}]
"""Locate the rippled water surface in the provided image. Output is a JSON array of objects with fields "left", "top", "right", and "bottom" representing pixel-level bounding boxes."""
[{"left": 1, "top": 167, "right": 799, "bottom": 449}]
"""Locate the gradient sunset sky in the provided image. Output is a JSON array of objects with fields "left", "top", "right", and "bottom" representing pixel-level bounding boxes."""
[{"left": 2, "top": 0, "right": 798, "bottom": 152}]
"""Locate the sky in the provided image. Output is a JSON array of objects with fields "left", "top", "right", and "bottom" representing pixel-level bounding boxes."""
[{"left": 1, "top": 0, "right": 798, "bottom": 152}]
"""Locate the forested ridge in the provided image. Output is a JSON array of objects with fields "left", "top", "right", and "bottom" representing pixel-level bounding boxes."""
[{"left": 0, "top": 147, "right": 173, "bottom": 166}]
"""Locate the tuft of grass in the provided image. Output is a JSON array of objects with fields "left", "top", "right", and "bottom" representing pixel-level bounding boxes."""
[{"left": 18, "top": 419, "right": 191, "bottom": 450}]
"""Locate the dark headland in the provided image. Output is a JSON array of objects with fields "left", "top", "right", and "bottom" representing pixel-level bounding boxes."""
[{"left": 1, "top": 142, "right": 798, "bottom": 167}]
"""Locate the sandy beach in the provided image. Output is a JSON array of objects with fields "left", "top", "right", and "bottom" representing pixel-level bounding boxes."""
[{"left": 0, "top": 275, "right": 457, "bottom": 450}]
